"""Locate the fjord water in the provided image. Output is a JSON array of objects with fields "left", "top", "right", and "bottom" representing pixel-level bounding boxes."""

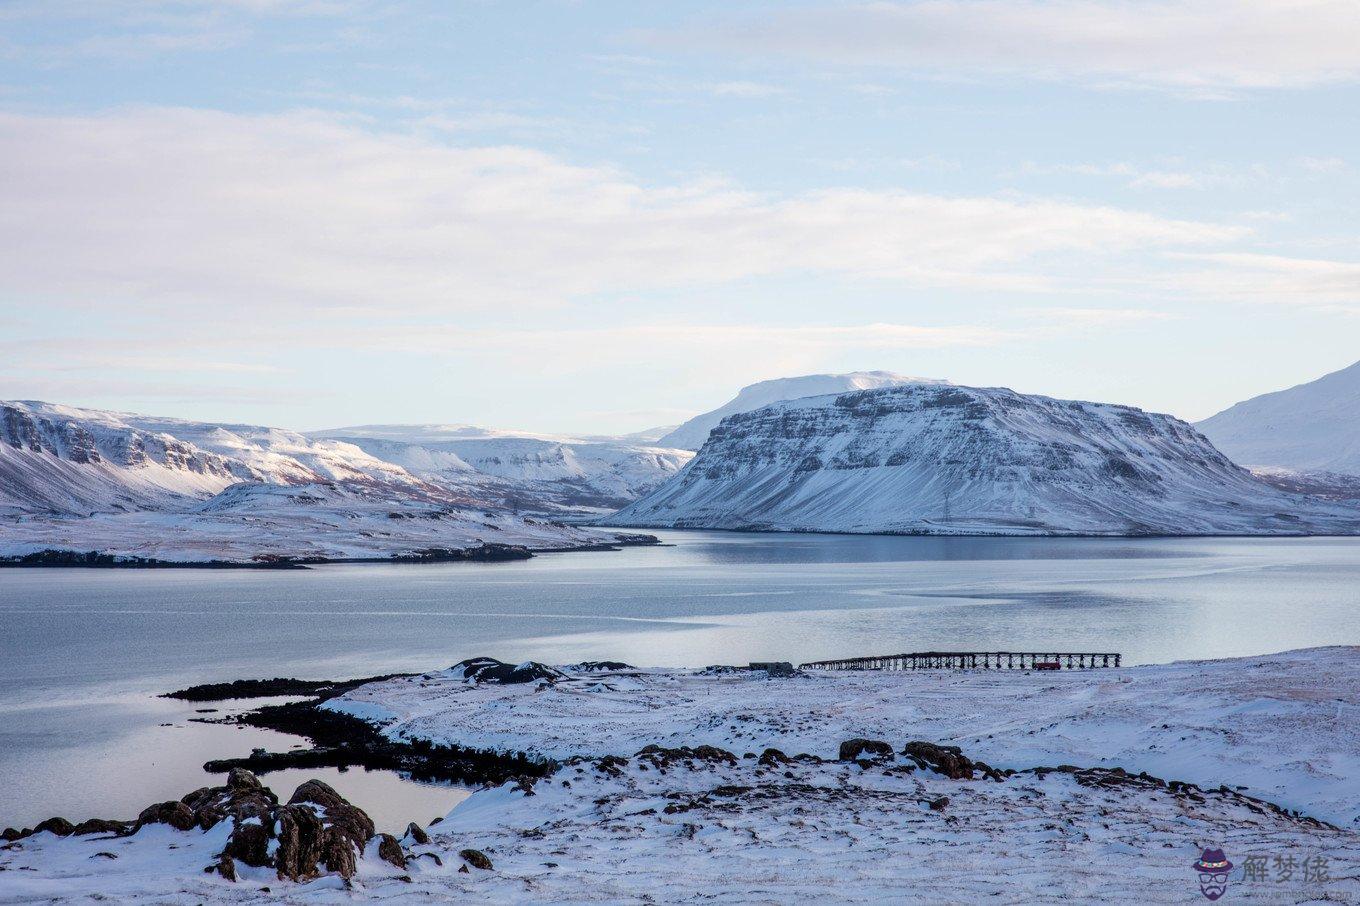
[{"left": 3, "top": 529, "right": 1359, "bottom": 828}]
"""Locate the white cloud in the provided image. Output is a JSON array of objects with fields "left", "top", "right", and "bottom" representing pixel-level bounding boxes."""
[
  {"left": 0, "top": 106, "right": 1244, "bottom": 316},
  {"left": 1171, "top": 252, "right": 1360, "bottom": 310},
  {"left": 662, "top": 1, "right": 1360, "bottom": 93}
]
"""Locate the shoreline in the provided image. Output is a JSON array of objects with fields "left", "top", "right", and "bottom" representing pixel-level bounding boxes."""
[
  {"left": 6, "top": 649, "right": 1359, "bottom": 901},
  {"left": 0, "top": 533, "right": 661, "bottom": 570}
]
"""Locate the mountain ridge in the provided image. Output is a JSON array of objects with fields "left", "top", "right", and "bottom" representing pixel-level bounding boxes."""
[{"left": 611, "top": 383, "right": 1360, "bottom": 536}]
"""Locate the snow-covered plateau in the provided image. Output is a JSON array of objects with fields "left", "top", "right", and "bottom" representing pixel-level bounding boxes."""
[
  {"left": 0, "top": 401, "right": 679, "bottom": 562},
  {"left": 4, "top": 648, "right": 1358, "bottom": 902},
  {"left": 611, "top": 382, "right": 1360, "bottom": 536}
]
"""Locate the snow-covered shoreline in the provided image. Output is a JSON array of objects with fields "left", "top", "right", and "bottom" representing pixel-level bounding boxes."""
[{"left": 4, "top": 648, "right": 1359, "bottom": 903}]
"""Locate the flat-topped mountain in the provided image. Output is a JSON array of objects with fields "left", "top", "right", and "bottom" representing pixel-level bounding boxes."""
[{"left": 611, "top": 383, "right": 1360, "bottom": 536}]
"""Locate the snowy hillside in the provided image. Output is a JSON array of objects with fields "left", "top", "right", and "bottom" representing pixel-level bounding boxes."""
[
  {"left": 611, "top": 383, "right": 1360, "bottom": 536},
  {"left": 1198, "top": 359, "right": 1360, "bottom": 475},
  {"left": 0, "top": 481, "right": 627, "bottom": 563},
  {"left": 310, "top": 424, "right": 691, "bottom": 512},
  {"left": 0, "top": 401, "right": 657, "bottom": 561},
  {"left": 656, "top": 371, "right": 940, "bottom": 450}
]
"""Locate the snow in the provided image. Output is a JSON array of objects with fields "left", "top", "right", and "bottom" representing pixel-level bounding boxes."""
[
  {"left": 656, "top": 371, "right": 942, "bottom": 450},
  {"left": 5, "top": 648, "right": 1360, "bottom": 902},
  {"left": 1198, "top": 358, "right": 1360, "bottom": 476},
  {"left": 0, "top": 481, "right": 631, "bottom": 562},
  {"left": 328, "top": 647, "right": 1360, "bottom": 826},
  {"left": 612, "top": 383, "right": 1360, "bottom": 536},
  {"left": 0, "top": 400, "right": 676, "bottom": 561}
]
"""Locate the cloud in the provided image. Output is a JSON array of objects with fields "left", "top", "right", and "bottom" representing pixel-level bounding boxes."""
[
  {"left": 1172, "top": 252, "right": 1360, "bottom": 310},
  {"left": 1016, "top": 160, "right": 1266, "bottom": 190},
  {"left": 0, "top": 106, "right": 1244, "bottom": 317},
  {"left": 659, "top": 1, "right": 1360, "bottom": 93}
]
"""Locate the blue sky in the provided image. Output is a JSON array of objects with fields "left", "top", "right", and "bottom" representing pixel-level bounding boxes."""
[{"left": 0, "top": 0, "right": 1356, "bottom": 433}]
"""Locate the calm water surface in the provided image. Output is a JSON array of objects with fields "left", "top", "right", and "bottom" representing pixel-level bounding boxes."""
[{"left": 3, "top": 530, "right": 1359, "bottom": 827}]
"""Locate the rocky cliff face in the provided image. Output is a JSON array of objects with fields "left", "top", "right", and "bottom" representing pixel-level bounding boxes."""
[
  {"left": 610, "top": 384, "right": 1360, "bottom": 536},
  {"left": 1, "top": 402, "right": 254, "bottom": 515}
]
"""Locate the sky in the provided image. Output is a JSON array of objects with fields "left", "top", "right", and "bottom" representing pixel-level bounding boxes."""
[{"left": 0, "top": 0, "right": 1356, "bottom": 435}]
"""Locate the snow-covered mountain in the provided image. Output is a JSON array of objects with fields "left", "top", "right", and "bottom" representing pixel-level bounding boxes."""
[
  {"left": 1197, "top": 359, "right": 1360, "bottom": 476},
  {"left": 610, "top": 383, "right": 1360, "bottom": 536},
  {"left": 308, "top": 424, "right": 692, "bottom": 511},
  {"left": 0, "top": 401, "right": 663, "bottom": 562},
  {"left": 656, "top": 371, "right": 941, "bottom": 450}
]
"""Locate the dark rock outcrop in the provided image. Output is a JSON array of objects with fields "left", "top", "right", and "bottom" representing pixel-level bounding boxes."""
[
  {"left": 135, "top": 800, "right": 197, "bottom": 832},
  {"left": 839, "top": 739, "right": 894, "bottom": 762},
  {"left": 32, "top": 817, "right": 75, "bottom": 837},
  {"left": 451, "top": 657, "right": 567, "bottom": 685},
  {"left": 375, "top": 833, "right": 407, "bottom": 869},
  {"left": 901, "top": 741, "right": 1003, "bottom": 781},
  {"left": 459, "top": 848, "right": 494, "bottom": 870}
]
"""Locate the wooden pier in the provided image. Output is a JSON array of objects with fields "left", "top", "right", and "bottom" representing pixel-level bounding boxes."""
[{"left": 799, "top": 651, "right": 1121, "bottom": 671}]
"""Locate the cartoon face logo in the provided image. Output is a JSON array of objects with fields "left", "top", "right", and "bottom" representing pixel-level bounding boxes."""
[{"left": 1193, "top": 848, "right": 1234, "bottom": 900}]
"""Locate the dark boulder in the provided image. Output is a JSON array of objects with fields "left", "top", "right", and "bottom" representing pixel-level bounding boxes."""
[
  {"left": 267, "top": 779, "right": 375, "bottom": 881},
  {"left": 375, "top": 833, "right": 407, "bottom": 869},
  {"left": 839, "top": 739, "right": 894, "bottom": 762},
  {"left": 32, "top": 817, "right": 74, "bottom": 837},
  {"left": 459, "top": 848, "right": 494, "bottom": 870},
  {"left": 181, "top": 768, "right": 278, "bottom": 830},
  {"left": 136, "top": 800, "right": 196, "bottom": 832},
  {"left": 902, "top": 741, "right": 1002, "bottom": 780},
  {"left": 758, "top": 748, "right": 791, "bottom": 767},
  {"left": 404, "top": 822, "right": 430, "bottom": 845},
  {"left": 71, "top": 819, "right": 131, "bottom": 836}
]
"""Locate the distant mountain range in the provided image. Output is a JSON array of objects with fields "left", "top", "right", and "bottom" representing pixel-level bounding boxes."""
[
  {"left": 611, "top": 382, "right": 1360, "bottom": 536},
  {"left": 5, "top": 361, "right": 1360, "bottom": 559},
  {"left": 0, "top": 401, "right": 686, "bottom": 561}
]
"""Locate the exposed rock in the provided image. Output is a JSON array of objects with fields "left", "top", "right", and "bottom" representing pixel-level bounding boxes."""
[
  {"left": 758, "top": 748, "right": 791, "bottom": 767},
  {"left": 32, "top": 817, "right": 74, "bottom": 837},
  {"left": 71, "top": 819, "right": 131, "bottom": 836},
  {"left": 404, "top": 822, "right": 430, "bottom": 845},
  {"left": 839, "top": 739, "right": 894, "bottom": 762},
  {"left": 902, "top": 741, "right": 1002, "bottom": 781},
  {"left": 569, "top": 661, "right": 635, "bottom": 672},
  {"left": 451, "top": 657, "right": 567, "bottom": 685},
  {"left": 273, "top": 804, "right": 329, "bottom": 882},
  {"left": 182, "top": 767, "right": 278, "bottom": 831},
  {"left": 136, "top": 801, "right": 196, "bottom": 832},
  {"left": 636, "top": 744, "right": 738, "bottom": 766},
  {"left": 375, "top": 833, "right": 407, "bottom": 869},
  {"left": 459, "top": 848, "right": 494, "bottom": 870},
  {"left": 216, "top": 853, "right": 238, "bottom": 882}
]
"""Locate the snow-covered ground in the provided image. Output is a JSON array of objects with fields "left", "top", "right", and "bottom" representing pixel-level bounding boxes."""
[
  {"left": 328, "top": 647, "right": 1360, "bottom": 827},
  {"left": 5, "top": 648, "right": 1359, "bottom": 902},
  {"left": 0, "top": 482, "right": 634, "bottom": 562}
]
